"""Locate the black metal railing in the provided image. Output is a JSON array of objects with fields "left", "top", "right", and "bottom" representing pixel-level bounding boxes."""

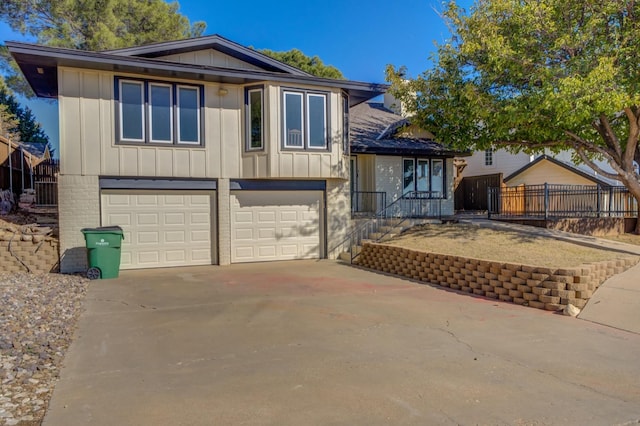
[
  {"left": 351, "top": 191, "right": 386, "bottom": 217},
  {"left": 334, "top": 191, "right": 443, "bottom": 262},
  {"left": 488, "top": 184, "right": 638, "bottom": 219}
]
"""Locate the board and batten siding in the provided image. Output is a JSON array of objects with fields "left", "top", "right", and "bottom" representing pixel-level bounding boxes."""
[
  {"left": 159, "top": 49, "right": 264, "bottom": 71},
  {"left": 59, "top": 67, "right": 348, "bottom": 180}
]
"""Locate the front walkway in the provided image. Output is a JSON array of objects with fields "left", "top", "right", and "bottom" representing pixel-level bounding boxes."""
[{"left": 44, "top": 261, "right": 640, "bottom": 425}]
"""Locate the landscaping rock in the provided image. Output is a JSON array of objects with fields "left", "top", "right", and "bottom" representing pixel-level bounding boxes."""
[
  {"left": 563, "top": 304, "right": 581, "bottom": 317},
  {"left": 0, "top": 272, "right": 88, "bottom": 425}
]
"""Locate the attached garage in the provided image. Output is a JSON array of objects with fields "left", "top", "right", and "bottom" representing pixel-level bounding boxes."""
[
  {"left": 101, "top": 189, "right": 216, "bottom": 269},
  {"left": 230, "top": 190, "right": 323, "bottom": 263}
]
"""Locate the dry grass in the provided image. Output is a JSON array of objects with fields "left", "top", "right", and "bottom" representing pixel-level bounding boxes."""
[
  {"left": 602, "top": 233, "right": 640, "bottom": 246},
  {"left": 387, "top": 223, "right": 632, "bottom": 268}
]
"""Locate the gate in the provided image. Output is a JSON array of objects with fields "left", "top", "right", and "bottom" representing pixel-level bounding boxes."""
[{"left": 455, "top": 173, "right": 503, "bottom": 211}]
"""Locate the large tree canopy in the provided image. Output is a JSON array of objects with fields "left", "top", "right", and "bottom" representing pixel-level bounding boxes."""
[
  {"left": 259, "top": 48, "right": 344, "bottom": 79},
  {"left": 0, "top": 0, "right": 206, "bottom": 94},
  {"left": 387, "top": 0, "right": 640, "bottom": 226}
]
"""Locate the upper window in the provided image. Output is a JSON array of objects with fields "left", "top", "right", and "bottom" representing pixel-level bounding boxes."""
[
  {"left": 342, "top": 94, "right": 349, "bottom": 155},
  {"left": 403, "top": 158, "right": 445, "bottom": 198},
  {"left": 116, "top": 77, "right": 203, "bottom": 146},
  {"left": 246, "top": 87, "right": 264, "bottom": 150},
  {"left": 283, "top": 89, "right": 329, "bottom": 150},
  {"left": 485, "top": 148, "right": 494, "bottom": 166}
]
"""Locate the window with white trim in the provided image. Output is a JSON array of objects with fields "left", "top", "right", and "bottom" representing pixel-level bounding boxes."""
[
  {"left": 342, "top": 94, "right": 349, "bottom": 155},
  {"left": 282, "top": 89, "right": 329, "bottom": 150},
  {"left": 245, "top": 87, "right": 264, "bottom": 150},
  {"left": 116, "top": 77, "right": 203, "bottom": 146},
  {"left": 403, "top": 158, "right": 446, "bottom": 198},
  {"left": 485, "top": 148, "right": 494, "bottom": 166}
]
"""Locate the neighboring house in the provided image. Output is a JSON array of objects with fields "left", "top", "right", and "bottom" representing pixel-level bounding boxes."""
[
  {"left": 349, "top": 101, "right": 460, "bottom": 217},
  {"left": 504, "top": 155, "right": 613, "bottom": 187},
  {"left": 8, "top": 35, "right": 385, "bottom": 272},
  {"left": 0, "top": 135, "right": 47, "bottom": 194},
  {"left": 456, "top": 148, "right": 620, "bottom": 211}
]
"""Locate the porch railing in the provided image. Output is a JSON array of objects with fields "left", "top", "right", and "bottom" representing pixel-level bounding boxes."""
[
  {"left": 488, "top": 184, "right": 638, "bottom": 219},
  {"left": 335, "top": 191, "right": 443, "bottom": 262}
]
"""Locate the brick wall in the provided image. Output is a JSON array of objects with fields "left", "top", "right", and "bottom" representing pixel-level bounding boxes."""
[
  {"left": 356, "top": 243, "right": 639, "bottom": 311},
  {"left": 0, "top": 233, "right": 59, "bottom": 273},
  {"left": 58, "top": 175, "right": 100, "bottom": 273}
]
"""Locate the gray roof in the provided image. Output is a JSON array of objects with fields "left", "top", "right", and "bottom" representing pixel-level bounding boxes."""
[
  {"left": 350, "top": 103, "right": 459, "bottom": 157},
  {"left": 19, "top": 142, "right": 48, "bottom": 158},
  {"left": 6, "top": 39, "right": 386, "bottom": 106}
]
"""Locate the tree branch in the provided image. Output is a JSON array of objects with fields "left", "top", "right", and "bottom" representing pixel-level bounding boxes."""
[
  {"left": 623, "top": 107, "right": 640, "bottom": 170},
  {"left": 573, "top": 146, "right": 622, "bottom": 181}
]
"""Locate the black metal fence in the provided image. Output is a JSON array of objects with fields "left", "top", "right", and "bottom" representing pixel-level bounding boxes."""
[{"left": 488, "top": 184, "right": 638, "bottom": 219}]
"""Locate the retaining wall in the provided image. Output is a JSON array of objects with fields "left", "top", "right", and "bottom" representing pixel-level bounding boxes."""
[
  {"left": 356, "top": 243, "right": 639, "bottom": 311},
  {"left": 0, "top": 233, "right": 60, "bottom": 273}
]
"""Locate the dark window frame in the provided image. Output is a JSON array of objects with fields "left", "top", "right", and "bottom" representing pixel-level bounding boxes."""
[
  {"left": 244, "top": 85, "right": 265, "bottom": 151},
  {"left": 485, "top": 148, "right": 494, "bottom": 166},
  {"left": 281, "top": 88, "right": 331, "bottom": 151},
  {"left": 402, "top": 157, "right": 447, "bottom": 199},
  {"left": 114, "top": 76, "right": 204, "bottom": 147}
]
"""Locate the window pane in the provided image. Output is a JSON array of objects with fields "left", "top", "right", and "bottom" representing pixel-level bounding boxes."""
[
  {"left": 150, "top": 84, "right": 172, "bottom": 142},
  {"left": 432, "top": 159, "right": 444, "bottom": 195},
  {"left": 178, "top": 87, "right": 200, "bottom": 143},
  {"left": 284, "top": 92, "right": 303, "bottom": 147},
  {"left": 417, "top": 160, "right": 430, "bottom": 192},
  {"left": 308, "top": 94, "right": 327, "bottom": 148},
  {"left": 249, "top": 90, "right": 263, "bottom": 149},
  {"left": 120, "top": 81, "right": 143, "bottom": 140},
  {"left": 403, "top": 159, "right": 415, "bottom": 195},
  {"left": 343, "top": 95, "right": 349, "bottom": 154}
]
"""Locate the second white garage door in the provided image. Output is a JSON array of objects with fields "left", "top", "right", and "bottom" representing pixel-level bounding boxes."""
[
  {"left": 101, "top": 190, "right": 215, "bottom": 269},
  {"left": 230, "top": 190, "right": 323, "bottom": 263}
]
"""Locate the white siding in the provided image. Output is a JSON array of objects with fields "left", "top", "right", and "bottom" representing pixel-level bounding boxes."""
[
  {"left": 375, "top": 156, "right": 404, "bottom": 202},
  {"left": 159, "top": 49, "right": 264, "bottom": 71},
  {"left": 58, "top": 67, "right": 348, "bottom": 181},
  {"left": 461, "top": 149, "right": 531, "bottom": 178}
]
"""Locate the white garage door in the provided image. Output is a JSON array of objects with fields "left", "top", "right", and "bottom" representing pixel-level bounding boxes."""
[
  {"left": 230, "top": 190, "right": 323, "bottom": 263},
  {"left": 101, "top": 190, "right": 215, "bottom": 269}
]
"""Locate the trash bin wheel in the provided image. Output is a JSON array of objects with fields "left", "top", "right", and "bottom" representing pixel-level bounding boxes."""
[{"left": 87, "top": 267, "right": 101, "bottom": 280}]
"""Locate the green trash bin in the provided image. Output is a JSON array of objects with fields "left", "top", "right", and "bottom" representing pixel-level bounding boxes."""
[{"left": 81, "top": 226, "right": 124, "bottom": 279}]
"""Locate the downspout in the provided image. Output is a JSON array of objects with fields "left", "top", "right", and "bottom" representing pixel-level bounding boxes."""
[{"left": 8, "top": 137, "right": 13, "bottom": 194}]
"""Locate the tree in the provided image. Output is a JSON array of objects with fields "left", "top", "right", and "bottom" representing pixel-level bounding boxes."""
[
  {"left": 259, "top": 48, "right": 344, "bottom": 79},
  {"left": 0, "top": 78, "right": 50, "bottom": 146},
  {"left": 0, "top": 0, "right": 206, "bottom": 94},
  {"left": 386, "top": 0, "right": 640, "bottom": 231}
]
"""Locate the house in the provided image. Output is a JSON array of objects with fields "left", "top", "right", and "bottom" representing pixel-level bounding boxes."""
[
  {"left": 503, "top": 155, "right": 614, "bottom": 187},
  {"left": 349, "top": 101, "right": 460, "bottom": 217},
  {"left": 456, "top": 148, "right": 620, "bottom": 211},
  {"left": 0, "top": 135, "right": 46, "bottom": 194},
  {"left": 8, "top": 35, "right": 386, "bottom": 272}
]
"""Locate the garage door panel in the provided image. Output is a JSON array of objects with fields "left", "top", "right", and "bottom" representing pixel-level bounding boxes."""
[
  {"left": 102, "top": 190, "right": 214, "bottom": 269},
  {"left": 230, "top": 190, "right": 322, "bottom": 263}
]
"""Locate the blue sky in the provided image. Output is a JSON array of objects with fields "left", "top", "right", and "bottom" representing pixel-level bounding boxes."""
[{"left": 0, "top": 0, "right": 473, "bottom": 155}]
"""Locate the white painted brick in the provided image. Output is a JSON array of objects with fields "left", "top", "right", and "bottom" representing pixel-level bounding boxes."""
[
  {"left": 217, "top": 178, "right": 231, "bottom": 265},
  {"left": 58, "top": 174, "right": 100, "bottom": 273},
  {"left": 326, "top": 178, "right": 350, "bottom": 259}
]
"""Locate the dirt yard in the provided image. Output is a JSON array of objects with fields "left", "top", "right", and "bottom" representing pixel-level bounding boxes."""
[{"left": 387, "top": 223, "right": 634, "bottom": 268}]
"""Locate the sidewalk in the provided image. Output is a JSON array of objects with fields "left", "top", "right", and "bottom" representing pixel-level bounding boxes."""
[{"left": 461, "top": 219, "right": 640, "bottom": 334}]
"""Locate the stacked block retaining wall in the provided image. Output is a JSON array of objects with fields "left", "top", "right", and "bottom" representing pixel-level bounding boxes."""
[
  {"left": 0, "top": 233, "right": 60, "bottom": 273},
  {"left": 356, "top": 243, "right": 639, "bottom": 311}
]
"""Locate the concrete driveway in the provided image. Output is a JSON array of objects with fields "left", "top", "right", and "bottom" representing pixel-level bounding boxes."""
[{"left": 45, "top": 261, "right": 640, "bottom": 425}]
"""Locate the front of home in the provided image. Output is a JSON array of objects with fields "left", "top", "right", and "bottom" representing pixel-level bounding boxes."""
[{"left": 8, "top": 35, "right": 385, "bottom": 272}]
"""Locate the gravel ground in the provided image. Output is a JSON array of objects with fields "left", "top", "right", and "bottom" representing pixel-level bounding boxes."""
[{"left": 0, "top": 273, "right": 88, "bottom": 426}]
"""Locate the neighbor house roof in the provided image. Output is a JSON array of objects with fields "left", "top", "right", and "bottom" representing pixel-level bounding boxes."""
[
  {"left": 349, "top": 103, "right": 463, "bottom": 157},
  {"left": 504, "top": 155, "right": 613, "bottom": 187},
  {"left": 6, "top": 36, "right": 386, "bottom": 106},
  {"left": 19, "top": 142, "right": 49, "bottom": 159}
]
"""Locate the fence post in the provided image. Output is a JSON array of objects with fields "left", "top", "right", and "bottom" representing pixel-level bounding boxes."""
[
  {"left": 596, "top": 185, "right": 602, "bottom": 218},
  {"left": 608, "top": 187, "right": 613, "bottom": 217},
  {"left": 487, "top": 188, "right": 492, "bottom": 219},
  {"left": 544, "top": 183, "right": 549, "bottom": 220}
]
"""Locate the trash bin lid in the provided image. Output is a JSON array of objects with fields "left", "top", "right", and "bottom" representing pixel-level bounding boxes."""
[{"left": 81, "top": 225, "right": 124, "bottom": 236}]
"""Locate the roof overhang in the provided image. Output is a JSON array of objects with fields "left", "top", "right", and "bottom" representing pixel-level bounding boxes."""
[{"left": 7, "top": 41, "right": 387, "bottom": 106}]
